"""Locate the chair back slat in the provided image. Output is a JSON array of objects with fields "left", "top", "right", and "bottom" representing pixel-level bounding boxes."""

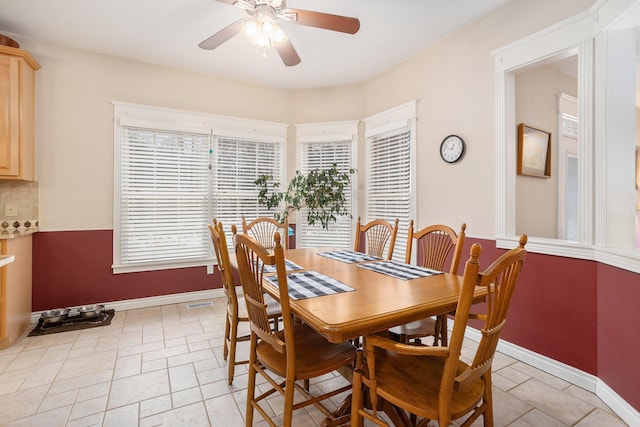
[
  {"left": 455, "top": 235, "right": 527, "bottom": 389},
  {"left": 234, "top": 229, "right": 289, "bottom": 354},
  {"left": 354, "top": 216, "right": 399, "bottom": 260},
  {"left": 406, "top": 220, "right": 466, "bottom": 274},
  {"left": 242, "top": 215, "right": 289, "bottom": 249},
  {"left": 208, "top": 221, "right": 239, "bottom": 314}
]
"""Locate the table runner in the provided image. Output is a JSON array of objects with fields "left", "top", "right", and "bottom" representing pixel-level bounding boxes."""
[
  {"left": 358, "top": 261, "right": 442, "bottom": 280},
  {"left": 264, "top": 271, "right": 355, "bottom": 300},
  {"left": 318, "top": 250, "right": 381, "bottom": 264},
  {"left": 261, "top": 259, "right": 304, "bottom": 273}
]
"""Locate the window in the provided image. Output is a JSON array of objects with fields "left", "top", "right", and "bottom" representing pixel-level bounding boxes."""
[
  {"left": 113, "top": 102, "right": 286, "bottom": 273},
  {"left": 212, "top": 135, "right": 284, "bottom": 242},
  {"left": 364, "top": 102, "right": 417, "bottom": 262},
  {"left": 296, "top": 122, "right": 358, "bottom": 248},
  {"left": 118, "top": 125, "right": 211, "bottom": 268}
]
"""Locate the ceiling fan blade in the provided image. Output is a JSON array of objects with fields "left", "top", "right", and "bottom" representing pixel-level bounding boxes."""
[
  {"left": 213, "top": 0, "right": 236, "bottom": 5},
  {"left": 275, "top": 39, "right": 301, "bottom": 67},
  {"left": 199, "top": 19, "right": 246, "bottom": 50},
  {"left": 284, "top": 9, "right": 360, "bottom": 34}
]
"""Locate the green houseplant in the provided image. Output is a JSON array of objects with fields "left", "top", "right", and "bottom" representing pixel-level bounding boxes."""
[{"left": 254, "top": 163, "right": 356, "bottom": 230}]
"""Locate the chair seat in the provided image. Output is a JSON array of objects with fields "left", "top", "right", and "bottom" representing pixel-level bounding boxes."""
[
  {"left": 257, "top": 323, "right": 356, "bottom": 380},
  {"left": 387, "top": 317, "right": 437, "bottom": 341},
  {"left": 371, "top": 348, "right": 485, "bottom": 421}
]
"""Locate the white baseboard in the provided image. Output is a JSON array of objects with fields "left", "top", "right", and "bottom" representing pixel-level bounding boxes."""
[
  {"left": 31, "top": 288, "right": 226, "bottom": 323},
  {"left": 456, "top": 319, "right": 640, "bottom": 426},
  {"left": 597, "top": 378, "right": 640, "bottom": 427}
]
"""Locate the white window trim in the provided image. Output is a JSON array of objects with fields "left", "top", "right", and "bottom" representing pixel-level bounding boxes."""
[
  {"left": 112, "top": 101, "right": 287, "bottom": 273},
  {"left": 492, "top": 0, "right": 640, "bottom": 275}
]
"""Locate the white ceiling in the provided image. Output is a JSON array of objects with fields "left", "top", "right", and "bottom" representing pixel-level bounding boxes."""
[{"left": 0, "top": 0, "right": 511, "bottom": 90}]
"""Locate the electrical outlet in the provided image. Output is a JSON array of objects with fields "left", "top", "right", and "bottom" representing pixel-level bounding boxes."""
[{"left": 5, "top": 203, "right": 17, "bottom": 217}]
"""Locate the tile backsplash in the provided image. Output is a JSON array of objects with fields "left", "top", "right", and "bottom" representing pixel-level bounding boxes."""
[{"left": 0, "top": 181, "right": 39, "bottom": 227}]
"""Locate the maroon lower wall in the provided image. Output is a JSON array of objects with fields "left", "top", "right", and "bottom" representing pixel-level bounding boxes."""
[
  {"left": 32, "top": 230, "right": 221, "bottom": 311},
  {"left": 31, "top": 230, "right": 639, "bottom": 411},
  {"left": 597, "top": 263, "right": 640, "bottom": 410},
  {"left": 463, "top": 238, "right": 598, "bottom": 375}
]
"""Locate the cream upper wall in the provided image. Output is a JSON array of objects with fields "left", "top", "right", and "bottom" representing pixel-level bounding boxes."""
[
  {"left": 22, "top": 39, "right": 293, "bottom": 231},
  {"left": 18, "top": 0, "right": 594, "bottom": 235}
]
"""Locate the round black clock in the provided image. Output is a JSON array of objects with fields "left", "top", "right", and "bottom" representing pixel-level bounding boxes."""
[{"left": 439, "top": 135, "right": 465, "bottom": 163}]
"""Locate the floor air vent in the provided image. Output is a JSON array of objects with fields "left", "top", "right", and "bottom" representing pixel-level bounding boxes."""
[{"left": 186, "top": 301, "right": 214, "bottom": 309}]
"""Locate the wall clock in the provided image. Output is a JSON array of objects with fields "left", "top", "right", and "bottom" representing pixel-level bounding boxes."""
[{"left": 439, "top": 134, "right": 465, "bottom": 163}]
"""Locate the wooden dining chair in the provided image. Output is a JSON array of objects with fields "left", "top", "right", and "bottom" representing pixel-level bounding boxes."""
[
  {"left": 242, "top": 214, "right": 289, "bottom": 249},
  {"left": 354, "top": 216, "right": 399, "bottom": 260},
  {"left": 208, "top": 220, "right": 281, "bottom": 385},
  {"left": 388, "top": 221, "right": 467, "bottom": 346},
  {"left": 351, "top": 235, "right": 528, "bottom": 427},
  {"left": 234, "top": 230, "right": 357, "bottom": 427}
]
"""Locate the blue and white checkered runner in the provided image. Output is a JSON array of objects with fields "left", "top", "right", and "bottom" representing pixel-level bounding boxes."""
[
  {"left": 264, "top": 271, "right": 355, "bottom": 300},
  {"left": 318, "top": 250, "right": 381, "bottom": 264},
  {"left": 260, "top": 259, "right": 304, "bottom": 273},
  {"left": 357, "top": 261, "right": 442, "bottom": 281}
]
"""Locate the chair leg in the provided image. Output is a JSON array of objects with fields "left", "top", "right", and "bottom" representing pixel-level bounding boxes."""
[
  {"left": 227, "top": 317, "right": 239, "bottom": 385},
  {"left": 245, "top": 334, "right": 258, "bottom": 427},
  {"left": 350, "top": 365, "right": 364, "bottom": 427},
  {"left": 283, "top": 375, "right": 296, "bottom": 427},
  {"left": 483, "top": 372, "right": 494, "bottom": 427},
  {"left": 223, "top": 315, "right": 231, "bottom": 361}
]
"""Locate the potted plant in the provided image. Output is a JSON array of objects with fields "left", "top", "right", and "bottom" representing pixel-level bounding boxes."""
[{"left": 254, "top": 163, "right": 356, "bottom": 230}]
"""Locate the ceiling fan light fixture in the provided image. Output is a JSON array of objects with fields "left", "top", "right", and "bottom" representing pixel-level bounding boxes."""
[{"left": 241, "top": 15, "right": 287, "bottom": 48}]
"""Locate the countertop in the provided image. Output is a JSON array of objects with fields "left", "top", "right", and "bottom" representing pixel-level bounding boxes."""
[
  {"left": 0, "top": 228, "right": 38, "bottom": 239},
  {"left": 0, "top": 254, "right": 15, "bottom": 267}
]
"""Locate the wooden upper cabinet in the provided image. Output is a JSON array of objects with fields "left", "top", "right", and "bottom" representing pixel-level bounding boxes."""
[{"left": 0, "top": 46, "right": 40, "bottom": 181}]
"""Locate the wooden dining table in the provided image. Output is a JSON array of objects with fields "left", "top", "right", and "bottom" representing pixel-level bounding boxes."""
[
  {"left": 231, "top": 246, "right": 487, "bottom": 426},
  {"left": 259, "top": 247, "right": 487, "bottom": 344}
]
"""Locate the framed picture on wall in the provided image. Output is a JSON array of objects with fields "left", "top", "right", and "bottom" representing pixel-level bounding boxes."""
[{"left": 518, "top": 123, "right": 551, "bottom": 178}]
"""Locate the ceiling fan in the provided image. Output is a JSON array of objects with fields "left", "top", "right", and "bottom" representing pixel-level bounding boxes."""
[{"left": 198, "top": 0, "right": 360, "bottom": 67}]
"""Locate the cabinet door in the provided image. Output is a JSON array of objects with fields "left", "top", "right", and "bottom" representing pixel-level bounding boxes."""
[{"left": 0, "top": 55, "right": 20, "bottom": 176}]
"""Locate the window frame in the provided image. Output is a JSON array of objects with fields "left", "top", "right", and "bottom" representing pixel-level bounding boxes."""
[
  {"left": 363, "top": 101, "right": 417, "bottom": 262},
  {"left": 113, "top": 102, "right": 287, "bottom": 273}
]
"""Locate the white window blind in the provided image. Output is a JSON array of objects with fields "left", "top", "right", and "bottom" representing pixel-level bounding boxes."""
[
  {"left": 298, "top": 140, "right": 354, "bottom": 248},
  {"left": 366, "top": 126, "right": 413, "bottom": 261},
  {"left": 118, "top": 126, "right": 211, "bottom": 268},
  {"left": 212, "top": 136, "right": 284, "bottom": 243}
]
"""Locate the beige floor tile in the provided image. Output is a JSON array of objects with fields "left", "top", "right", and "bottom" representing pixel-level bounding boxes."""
[
  {"left": 68, "top": 395, "right": 108, "bottom": 421},
  {"left": 169, "top": 363, "right": 199, "bottom": 392},
  {"left": 0, "top": 297, "right": 629, "bottom": 427},
  {"left": 8, "top": 405, "right": 72, "bottom": 427},
  {"left": 509, "top": 408, "right": 568, "bottom": 426},
  {"left": 139, "top": 394, "right": 172, "bottom": 418},
  {"left": 65, "top": 411, "right": 103, "bottom": 427},
  {"left": 140, "top": 401, "right": 210, "bottom": 426},
  {"left": 107, "top": 368, "right": 170, "bottom": 409},
  {"left": 204, "top": 393, "right": 246, "bottom": 427},
  {"left": 141, "top": 357, "right": 168, "bottom": 373},
  {"left": 103, "top": 402, "right": 139, "bottom": 427},
  {"left": 56, "top": 350, "right": 117, "bottom": 381},
  {"left": 510, "top": 378, "right": 595, "bottom": 425},
  {"left": 0, "top": 384, "right": 49, "bottom": 424},
  {"left": 575, "top": 408, "right": 628, "bottom": 426},
  {"left": 113, "top": 353, "right": 142, "bottom": 380},
  {"left": 38, "top": 389, "right": 78, "bottom": 413},
  {"left": 76, "top": 381, "right": 111, "bottom": 402},
  {"left": 172, "top": 386, "right": 204, "bottom": 408},
  {"left": 48, "top": 369, "right": 113, "bottom": 395}
]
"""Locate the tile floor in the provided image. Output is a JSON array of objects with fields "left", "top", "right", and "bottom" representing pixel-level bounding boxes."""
[{"left": 0, "top": 298, "right": 628, "bottom": 426}]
